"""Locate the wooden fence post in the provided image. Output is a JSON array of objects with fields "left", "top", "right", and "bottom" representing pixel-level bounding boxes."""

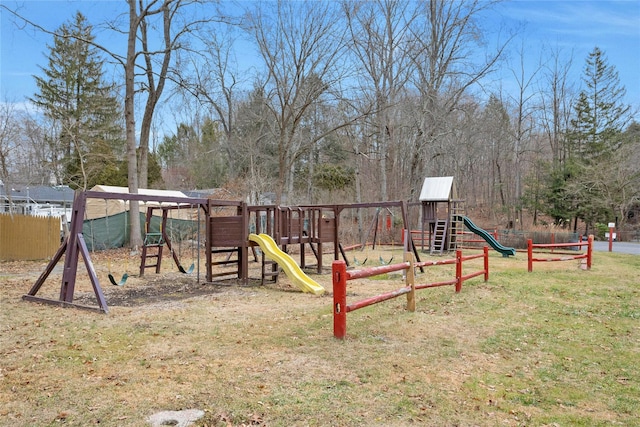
[
  {"left": 333, "top": 260, "right": 348, "bottom": 339},
  {"left": 527, "top": 239, "right": 533, "bottom": 272},
  {"left": 483, "top": 246, "right": 489, "bottom": 281},
  {"left": 405, "top": 252, "right": 415, "bottom": 312},
  {"left": 455, "top": 250, "right": 463, "bottom": 293}
]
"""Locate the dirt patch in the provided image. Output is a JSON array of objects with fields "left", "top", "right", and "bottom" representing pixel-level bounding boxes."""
[
  {"left": 72, "top": 274, "right": 242, "bottom": 307},
  {"left": 7, "top": 247, "right": 331, "bottom": 310}
]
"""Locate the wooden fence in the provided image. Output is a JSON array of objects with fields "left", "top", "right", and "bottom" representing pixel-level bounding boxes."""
[
  {"left": 332, "top": 247, "right": 489, "bottom": 339},
  {"left": 527, "top": 235, "right": 594, "bottom": 272},
  {"left": 0, "top": 213, "right": 60, "bottom": 261}
]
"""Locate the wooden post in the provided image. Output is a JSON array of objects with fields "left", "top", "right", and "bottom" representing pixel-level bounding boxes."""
[
  {"left": 60, "top": 191, "right": 85, "bottom": 302},
  {"left": 240, "top": 202, "right": 249, "bottom": 284},
  {"left": 405, "top": 252, "right": 416, "bottom": 312},
  {"left": 333, "top": 260, "right": 348, "bottom": 339},
  {"left": 527, "top": 239, "right": 533, "bottom": 272},
  {"left": 206, "top": 199, "right": 212, "bottom": 282},
  {"left": 587, "top": 234, "right": 594, "bottom": 269},
  {"left": 608, "top": 223, "right": 615, "bottom": 252},
  {"left": 483, "top": 246, "right": 489, "bottom": 281},
  {"left": 455, "top": 249, "right": 462, "bottom": 293}
]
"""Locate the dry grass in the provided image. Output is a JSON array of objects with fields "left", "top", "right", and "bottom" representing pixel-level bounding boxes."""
[{"left": 1, "top": 246, "right": 639, "bottom": 426}]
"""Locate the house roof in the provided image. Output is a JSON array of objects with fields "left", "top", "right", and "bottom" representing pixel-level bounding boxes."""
[
  {"left": 0, "top": 184, "right": 74, "bottom": 205},
  {"left": 418, "top": 176, "right": 456, "bottom": 202}
]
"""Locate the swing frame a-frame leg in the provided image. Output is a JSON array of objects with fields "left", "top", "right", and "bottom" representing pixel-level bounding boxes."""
[{"left": 23, "top": 191, "right": 109, "bottom": 313}]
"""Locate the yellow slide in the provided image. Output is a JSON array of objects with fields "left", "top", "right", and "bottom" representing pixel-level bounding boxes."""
[{"left": 248, "top": 233, "right": 325, "bottom": 295}]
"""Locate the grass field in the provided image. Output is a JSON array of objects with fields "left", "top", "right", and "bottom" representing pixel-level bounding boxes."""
[{"left": 1, "top": 247, "right": 638, "bottom": 426}]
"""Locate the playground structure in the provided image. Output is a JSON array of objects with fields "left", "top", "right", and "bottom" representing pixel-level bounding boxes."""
[
  {"left": 20, "top": 176, "right": 594, "bottom": 316},
  {"left": 22, "top": 189, "right": 425, "bottom": 313},
  {"left": 25, "top": 175, "right": 584, "bottom": 313},
  {"left": 455, "top": 216, "right": 516, "bottom": 256},
  {"left": 416, "top": 176, "right": 463, "bottom": 254},
  {"left": 527, "top": 235, "right": 594, "bottom": 272},
  {"left": 416, "top": 177, "right": 516, "bottom": 257},
  {"left": 332, "top": 237, "right": 490, "bottom": 339},
  {"left": 248, "top": 233, "right": 325, "bottom": 295}
]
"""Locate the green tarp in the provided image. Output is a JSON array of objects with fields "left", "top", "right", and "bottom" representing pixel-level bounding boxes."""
[{"left": 82, "top": 212, "right": 198, "bottom": 251}]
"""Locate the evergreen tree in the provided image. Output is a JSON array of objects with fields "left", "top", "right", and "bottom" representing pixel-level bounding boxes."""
[
  {"left": 30, "top": 12, "right": 125, "bottom": 189},
  {"left": 569, "top": 47, "right": 631, "bottom": 162},
  {"left": 156, "top": 119, "right": 226, "bottom": 190},
  {"left": 565, "top": 47, "right": 633, "bottom": 231},
  {"left": 192, "top": 118, "right": 227, "bottom": 189}
]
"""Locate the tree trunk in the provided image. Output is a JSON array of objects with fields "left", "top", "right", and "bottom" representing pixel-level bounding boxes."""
[{"left": 125, "top": 0, "right": 142, "bottom": 249}]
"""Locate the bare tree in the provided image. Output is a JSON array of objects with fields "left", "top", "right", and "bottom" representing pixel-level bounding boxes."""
[
  {"left": 408, "top": 0, "right": 511, "bottom": 200},
  {"left": 2, "top": 2, "right": 204, "bottom": 247},
  {"left": 0, "top": 102, "right": 57, "bottom": 205},
  {"left": 232, "top": 86, "right": 279, "bottom": 204},
  {"left": 178, "top": 20, "right": 245, "bottom": 177},
  {"left": 0, "top": 102, "right": 21, "bottom": 192},
  {"left": 580, "top": 140, "right": 640, "bottom": 228},
  {"left": 344, "top": 0, "right": 419, "bottom": 201},
  {"left": 120, "top": 0, "right": 211, "bottom": 248},
  {"left": 243, "top": 0, "right": 349, "bottom": 203},
  {"left": 505, "top": 41, "right": 542, "bottom": 227},
  {"left": 538, "top": 45, "right": 575, "bottom": 166}
]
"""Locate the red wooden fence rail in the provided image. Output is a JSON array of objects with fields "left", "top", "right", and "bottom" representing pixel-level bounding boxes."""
[
  {"left": 332, "top": 247, "right": 489, "bottom": 339},
  {"left": 527, "top": 235, "right": 593, "bottom": 272}
]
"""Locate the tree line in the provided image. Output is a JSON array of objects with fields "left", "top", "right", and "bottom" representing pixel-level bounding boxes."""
[{"left": 1, "top": 0, "right": 638, "bottom": 244}]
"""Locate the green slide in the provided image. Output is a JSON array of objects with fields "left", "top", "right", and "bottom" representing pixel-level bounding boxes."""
[{"left": 454, "top": 215, "right": 516, "bottom": 257}]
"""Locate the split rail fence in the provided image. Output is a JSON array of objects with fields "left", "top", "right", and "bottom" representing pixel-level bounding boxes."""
[
  {"left": 332, "top": 247, "right": 489, "bottom": 339},
  {"left": 527, "top": 235, "right": 593, "bottom": 272}
]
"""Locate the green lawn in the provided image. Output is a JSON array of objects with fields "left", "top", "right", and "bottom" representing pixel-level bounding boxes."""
[{"left": 1, "top": 250, "right": 638, "bottom": 426}]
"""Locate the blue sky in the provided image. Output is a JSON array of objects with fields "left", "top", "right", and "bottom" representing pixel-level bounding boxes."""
[
  {"left": 495, "top": 1, "right": 639, "bottom": 112},
  {"left": 1, "top": 0, "right": 639, "bottom": 123}
]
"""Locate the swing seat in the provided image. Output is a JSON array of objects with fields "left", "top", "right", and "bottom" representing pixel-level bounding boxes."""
[
  {"left": 109, "top": 272, "right": 129, "bottom": 286},
  {"left": 144, "top": 232, "right": 164, "bottom": 246},
  {"left": 379, "top": 256, "right": 394, "bottom": 265},
  {"left": 353, "top": 257, "right": 368, "bottom": 266},
  {"left": 178, "top": 263, "right": 195, "bottom": 274}
]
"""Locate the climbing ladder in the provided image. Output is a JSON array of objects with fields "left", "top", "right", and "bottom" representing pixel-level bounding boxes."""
[
  {"left": 140, "top": 232, "right": 164, "bottom": 275},
  {"left": 259, "top": 251, "right": 280, "bottom": 285},
  {"left": 429, "top": 200, "right": 466, "bottom": 255},
  {"left": 140, "top": 207, "right": 165, "bottom": 275},
  {"left": 139, "top": 207, "right": 193, "bottom": 276},
  {"left": 448, "top": 201, "right": 466, "bottom": 252},
  {"left": 430, "top": 219, "right": 448, "bottom": 254}
]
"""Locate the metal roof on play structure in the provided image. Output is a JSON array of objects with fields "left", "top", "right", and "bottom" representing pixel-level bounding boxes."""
[{"left": 418, "top": 176, "right": 457, "bottom": 202}]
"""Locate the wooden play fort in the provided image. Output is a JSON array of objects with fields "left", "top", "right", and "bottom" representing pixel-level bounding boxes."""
[{"left": 23, "top": 189, "right": 424, "bottom": 313}]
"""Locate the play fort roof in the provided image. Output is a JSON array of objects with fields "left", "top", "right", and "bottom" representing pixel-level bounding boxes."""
[
  {"left": 418, "top": 176, "right": 457, "bottom": 202},
  {"left": 85, "top": 185, "right": 192, "bottom": 220}
]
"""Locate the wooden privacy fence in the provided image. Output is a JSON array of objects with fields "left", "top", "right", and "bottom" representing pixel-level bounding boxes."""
[
  {"left": 332, "top": 247, "right": 489, "bottom": 339},
  {"left": 0, "top": 213, "right": 60, "bottom": 261},
  {"left": 527, "top": 235, "right": 593, "bottom": 272}
]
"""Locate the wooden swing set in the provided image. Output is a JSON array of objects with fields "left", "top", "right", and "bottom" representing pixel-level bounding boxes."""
[{"left": 23, "top": 190, "right": 210, "bottom": 313}]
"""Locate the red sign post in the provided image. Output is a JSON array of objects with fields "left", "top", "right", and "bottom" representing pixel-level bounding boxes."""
[{"left": 608, "top": 222, "right": 615, "bottom": 252}]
